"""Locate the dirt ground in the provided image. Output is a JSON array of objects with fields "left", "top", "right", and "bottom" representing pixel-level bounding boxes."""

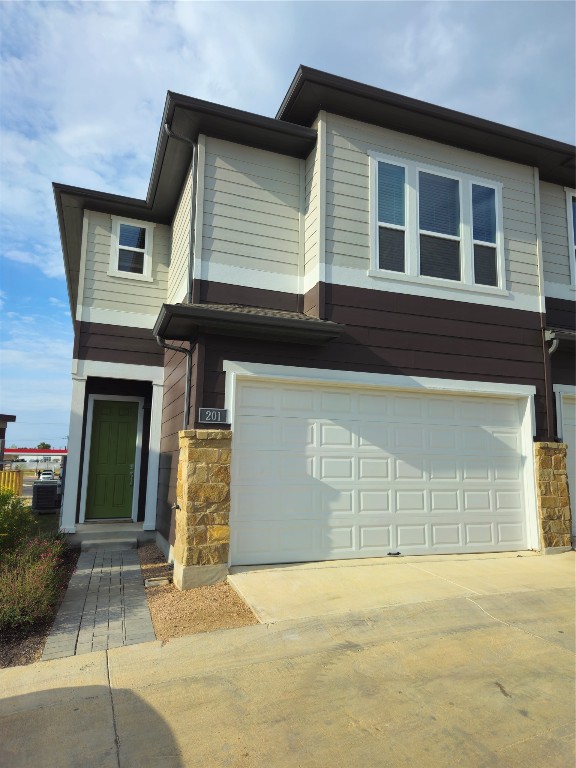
[{"left": 138, "top": 543, "right": 259, "bottom": 641}]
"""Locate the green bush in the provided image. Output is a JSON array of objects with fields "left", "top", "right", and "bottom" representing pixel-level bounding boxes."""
[
  {"left": 0, "top": 489, "right": 38, "bottom": 552},
  {"left": 0, "top": 536, "right": 67, "bottom": 629}
]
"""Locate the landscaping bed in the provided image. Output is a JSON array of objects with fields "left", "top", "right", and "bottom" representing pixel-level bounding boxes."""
[
  {"left": 0, "top": 544, "right": 79, "bottom": 667},
  {"left": 138, "top": 542, "right": 259, "bottom": 641},
  {"left": 0, "top": 496, "right": 79, "bottom": 669}
]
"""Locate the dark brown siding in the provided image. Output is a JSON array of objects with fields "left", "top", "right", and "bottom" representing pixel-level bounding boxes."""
[
  {"left": 156, "top": 343, "right": 195, "bottom": 543},
  {"left": 76, "top": 322, "right": 164, "bottom": 367},
  {"left": 199, "top": 280, "right": 299, "bottom": 312},
  {"left": 198, "top": 282, "right": 549, "bottom": 437},
  {"left": 546, "top": 297, "right": 576, "bottom": 387},
  {"left": 546, "top": 297, "right": 576, "bottom": 331}
]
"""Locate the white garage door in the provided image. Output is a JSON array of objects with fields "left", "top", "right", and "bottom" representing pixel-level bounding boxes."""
[
  {"left": 230, "top": 380, "right": 530, "bottom": 565},
  {"left": 559, "top": 395, "right": 576, "bottom": 537}
]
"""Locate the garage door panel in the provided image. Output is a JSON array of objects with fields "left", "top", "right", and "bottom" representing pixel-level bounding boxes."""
[
  {"left": 498, "top": 522, "right": 525, "bottom": 544},
  {"left": 359, "top": 526, "right": 392, "bottom": 548},
  {"left": 358, "top": 457, "right": 390, "bottom": 479},
  {"left": 430, "top": 490, "right": 460, "bottom": 512},
  {"left": 230, "top": 381, "right": 530, "bottom": 564},
  {"left": 432, "top": 524, "right": 462, "bottom": 546},
  {"left": 359, "top": 490, "right": 390, "bottom": 513},
  {"left": 394, "top": 458, "right": 425, "bottom": 480},
  {"left": 466, "top": 523, "right": 495, "bottom": 545}
]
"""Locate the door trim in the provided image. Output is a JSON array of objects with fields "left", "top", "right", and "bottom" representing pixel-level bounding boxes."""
[{"left": 79, "top": 395, "right": 144, "bottom": 523}]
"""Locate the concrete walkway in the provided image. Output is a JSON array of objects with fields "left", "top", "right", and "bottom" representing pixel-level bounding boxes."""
[{"left": 42, "top": 549, "right": 155, "bottom": 661}]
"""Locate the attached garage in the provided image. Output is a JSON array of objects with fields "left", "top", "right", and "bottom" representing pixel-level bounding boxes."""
[{"left": 228, "top": 368, "right": 538, "bottom": 566}]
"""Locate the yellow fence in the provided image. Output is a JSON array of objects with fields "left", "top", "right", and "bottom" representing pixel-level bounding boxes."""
[{"left": 0, "top": 470, "right": 23, "bottom": 496}]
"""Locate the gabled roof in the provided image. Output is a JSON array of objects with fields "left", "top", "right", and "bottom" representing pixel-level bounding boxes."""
[
  {"left": 54, "top": 67, "right": 575, "bottom": 319},
  {"left": 277, "top": 66, "right": 575, "bottom": 188},
  {"left": 53, "top": 94, "right": 316, "bottom": 318}
]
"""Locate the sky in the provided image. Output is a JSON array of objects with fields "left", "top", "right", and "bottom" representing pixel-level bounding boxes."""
[{"left": 0, "top": 0, "right": 574, "bottom": 448}]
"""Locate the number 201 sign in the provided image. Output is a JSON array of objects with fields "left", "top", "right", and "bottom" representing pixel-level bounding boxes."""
[{"left": 198, "top": 408, "right": 228, "bottom": 424}]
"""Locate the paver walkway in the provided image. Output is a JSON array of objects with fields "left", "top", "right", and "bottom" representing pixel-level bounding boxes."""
[{"left": 42, "top": 548, "right": 155, "bottom": 661}]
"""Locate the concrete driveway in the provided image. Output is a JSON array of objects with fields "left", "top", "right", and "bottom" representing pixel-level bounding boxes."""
[
  {"left": 1, "top": 552, "right": 574, "bottom": 767},
  {"left": 228, "top": 550, "right": 574, "bottom": 623}
]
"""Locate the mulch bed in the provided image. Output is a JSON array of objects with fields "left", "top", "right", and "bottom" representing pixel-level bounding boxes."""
[{"left": 0, "top": 545, "right": 80, "bottom": 668}]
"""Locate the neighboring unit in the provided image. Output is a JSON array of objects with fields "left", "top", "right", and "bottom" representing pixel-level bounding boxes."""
[{"left": 54, "top": 67, "right": 576, "bottom": 588}]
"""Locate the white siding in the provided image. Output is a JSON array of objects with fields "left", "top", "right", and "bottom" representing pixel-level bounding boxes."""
[
  {"left": 202, "top": 138, "right": 301, "bottom": 277},
  {"left": 325, "top": 113, "right": 540, "bottom": 297},
  {"left": 540, "top": 181, "right": 572, "bottom": 285},
  {"left": 168, "top": 164, "right": 192, "bottom": 304},
  {"left": 83, "top": 211, "right": 169, "bottom": 316}
]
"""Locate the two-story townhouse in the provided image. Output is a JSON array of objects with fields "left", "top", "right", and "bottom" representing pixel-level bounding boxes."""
[{"left": 54, "top": 67, "right": 575, "bottom": 589}]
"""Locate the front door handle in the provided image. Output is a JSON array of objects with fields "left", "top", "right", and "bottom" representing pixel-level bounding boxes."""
[{"left": 129, "top": 464, "right": 134, "bottom": 487}]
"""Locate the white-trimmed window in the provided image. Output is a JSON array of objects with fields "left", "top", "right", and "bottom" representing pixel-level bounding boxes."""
[
  {"left": 566, "top": 189, "right": 576, "bottom": 285},
  {"left": 371, "top": 153, "right": 505, "bottom": 292},
  {"left": 109, "top": 217, "right": 155, "bottom": 281}
]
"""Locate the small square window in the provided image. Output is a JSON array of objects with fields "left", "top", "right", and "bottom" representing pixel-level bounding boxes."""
[{"left": 109, "top": 218, "right": 154, "bottom": 281}]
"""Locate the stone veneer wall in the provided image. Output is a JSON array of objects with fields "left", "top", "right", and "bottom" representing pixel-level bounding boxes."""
[
  {"left": 173, "top": 429, "right": 232, "bottom": 589},
  {"left": 533, "top": 442, "right": 572, "bottom": 551}
]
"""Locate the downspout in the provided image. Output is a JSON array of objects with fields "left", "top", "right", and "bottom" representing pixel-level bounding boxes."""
[{"left": 156, "top": 122, "right": 199, "bottom": 430}]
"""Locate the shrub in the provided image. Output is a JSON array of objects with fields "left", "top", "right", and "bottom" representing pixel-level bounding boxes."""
[
  {"left": 0, "top": 536, "right": 67, "bottom": 630},
  {"left": 0, "top": 489, "right": 38, "bottom": 552}
]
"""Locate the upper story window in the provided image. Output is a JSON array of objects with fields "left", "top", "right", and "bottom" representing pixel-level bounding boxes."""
[
  {"left": 567, "top": 189, "right": 576, "bottom": 285},
  {"left": 109, "top": 217, "right": 155, "bottom": 282},
  {"left": 371, "top": 153, "right": 505, "bottom": 292}
]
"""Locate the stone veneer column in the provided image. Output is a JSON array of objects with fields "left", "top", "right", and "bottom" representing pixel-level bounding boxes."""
[
  {"left": 533, "top": 442, "right": 572, "bottom": 552},
  {"left": 172, "top": 429, "right": 232, "bottom": 589}
]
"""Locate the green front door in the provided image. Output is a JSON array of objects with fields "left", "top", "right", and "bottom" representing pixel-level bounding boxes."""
[{"left": 85, "top": 400, "right": 139, "bottom": 520}]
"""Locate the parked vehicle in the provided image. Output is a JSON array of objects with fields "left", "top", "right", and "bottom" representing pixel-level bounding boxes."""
[{"left": 39, "top": 470, "right": 55, "bottom": 481}]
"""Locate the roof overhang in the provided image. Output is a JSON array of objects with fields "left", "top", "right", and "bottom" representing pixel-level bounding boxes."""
[
  {"left": 53, "top": 94, "right": 317, "bottom": 318},
  {"left": 277, "top": 67, "right": 575, "bottom": 187},
  {"left": 154, "top": 303, "right": 344, "bottom": 345}
]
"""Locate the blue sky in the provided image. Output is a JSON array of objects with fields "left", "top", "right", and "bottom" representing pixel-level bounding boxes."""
[{"left": 0, "top": 0, "right": 574, "bottom": 447}]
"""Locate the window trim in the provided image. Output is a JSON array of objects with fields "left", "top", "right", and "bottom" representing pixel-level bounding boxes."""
[
  {"left": 369, "top": 151, "right": 507, "bottom": 295},
  {"left": 565, "top": 188, "right": 576, "bottom": 287},
  {"left": 108, "top": 216, "right": 155, "bottom": 282}
]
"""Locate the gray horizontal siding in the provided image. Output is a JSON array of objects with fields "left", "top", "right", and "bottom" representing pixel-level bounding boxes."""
[
  {"left": 168, "top": 164, "right": 192, "bottom": 304},
  {"left": 540, "top": 181, "right": 572, "bottom": 285},
  {"left": 202, "top": 138, "right": 301, "bottom": 276},
  {"left": 84, "top": 212, "right": 169, "bottom": 316}
]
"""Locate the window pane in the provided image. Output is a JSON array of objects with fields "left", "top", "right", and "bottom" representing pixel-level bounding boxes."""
[
  {"left": 419, "top": 172, "right": 460, "bottom": 236},
  {"left": 420, "top": 235, "right": 460, "bottom": 280},
  {"left": 378, "top": 162, "right": 405, "bottom": 226},
  {"left": 572, "top": 197, "right": 576, "bottom": 240},
  {"left": 472, "top": 185, "right": 496, "bottom": 243},
  {"left": 118, "top": 249, "right": 144, "bottom": 274},
  {"left": 378, "top": 227, "right": 405, "bottom": 272},
  {"left": 474, "top": 245, "right": 498, "bottom": 286},
  {"left": 119, "top": 224, "right": 146, "bottom": 249}
]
